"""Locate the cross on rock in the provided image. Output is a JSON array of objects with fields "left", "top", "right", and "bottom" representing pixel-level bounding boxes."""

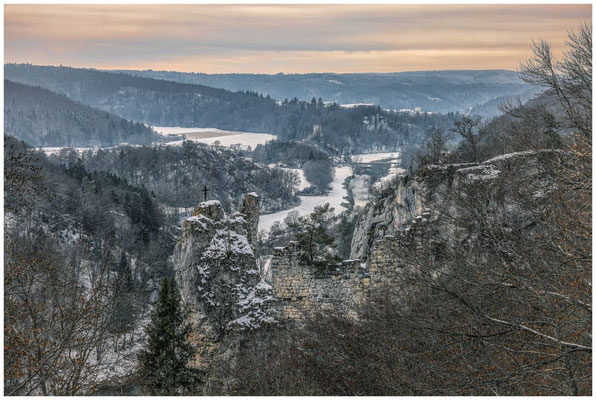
[{"left": 202, "top": 184, "right": 209, "bottom": 202}]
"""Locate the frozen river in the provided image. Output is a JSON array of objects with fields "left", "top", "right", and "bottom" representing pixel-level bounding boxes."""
[{"left": 259, "top": 166, "right": 352, "bottom": 233}]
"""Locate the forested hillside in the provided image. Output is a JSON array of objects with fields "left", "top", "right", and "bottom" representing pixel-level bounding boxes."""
[
  {"left": 56, "top": 141, "right": 300, "bottom": 213},
  {"left": 4, "top": 80, "right": 156, "bottom": 147},
  {"left": 5, "top": 135, "right": 175, "bottom": 395},
  {"left": 115, "top": 69, "right": 540, "bottom": 117},
  {"left": 5, "top": 64, "right": 455, "bottom": 152}
]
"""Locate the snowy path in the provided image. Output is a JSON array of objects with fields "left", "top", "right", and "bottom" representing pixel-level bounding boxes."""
[{"left": 259, "top": 166, "right": 352, "bottom": 232}]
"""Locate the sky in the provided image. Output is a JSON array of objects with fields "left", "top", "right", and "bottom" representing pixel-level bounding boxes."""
[{"left": 4, "top": 4, "right": 592, "bottom": 74}]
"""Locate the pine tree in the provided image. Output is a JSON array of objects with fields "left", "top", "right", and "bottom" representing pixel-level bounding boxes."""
[
  {"left": 137, "top": 277, "right": 196, "bottom": 394},
  {"left": 295, "top": 203, "right": 340, "bottom": 267},
  {"left": 109, "top": 252, "right": 137, "bottom": 349},
  {"left": 117, "top": 251, "right": 134, "bottom": 292}
]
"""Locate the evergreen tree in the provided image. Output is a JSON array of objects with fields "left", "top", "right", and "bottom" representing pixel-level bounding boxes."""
[
  {"left": 137, "top": 277, "right": 196, "bottom": 394},
  {"left": 295, "top": 203, "right": 340, "bottom": 266},
  {"left": 109, "top": 252, "right": 136, "bottom": 346},
  {"left": 116, "top": 251, "right": 134, "bottom": 292}
]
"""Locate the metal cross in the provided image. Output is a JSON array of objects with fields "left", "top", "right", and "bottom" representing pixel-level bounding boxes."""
[{"left": 202, "top": 184, "right": 209, "bottom": 202}]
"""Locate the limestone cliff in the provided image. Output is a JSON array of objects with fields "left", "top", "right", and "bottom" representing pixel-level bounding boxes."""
[
  {"left": 172, "top": 193, "right": 276, "bottom": 370},
  {"left": 351, "top": 150, "right": 557, "bottom": 261}
]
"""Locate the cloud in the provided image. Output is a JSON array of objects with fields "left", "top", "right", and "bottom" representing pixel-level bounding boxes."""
[{"left": 4, "top": 4, "right": 591, "bottom": 73}]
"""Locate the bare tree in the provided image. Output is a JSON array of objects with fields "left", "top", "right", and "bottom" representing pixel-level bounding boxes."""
[
  {"left": 451, "top": 116, "right": 482, "bottom": 162},
  {"left": 520, "top": 22, "right": 591, "bottom": 138},
  {"left": 416, "top": 127, "right": 450, "bottom": 167}
]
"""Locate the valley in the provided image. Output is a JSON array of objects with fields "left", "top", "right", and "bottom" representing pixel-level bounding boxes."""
[
  {"left": 259, "top": 165, "right": 352, "bottom": 232},
  {"left": 3, "top": 12, "right": 591, "bottom": 396}
]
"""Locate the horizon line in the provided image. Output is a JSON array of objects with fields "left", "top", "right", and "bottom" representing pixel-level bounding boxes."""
[{"left": 5, "top": 62, "right": 520, "bottom": 76}]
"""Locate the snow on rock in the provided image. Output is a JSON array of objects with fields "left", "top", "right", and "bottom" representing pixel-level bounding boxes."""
[
  {"left": 228, "top": 280, "right": 277, "bottom": 331},
  {"left": 457, "top": 164, "right": 502, "bottom": 183},
  {"left": 201, "top": 200, "right": 222, "bottom": 207},
  {"left": 203, "top": 229, "right": 254, "bottom": 259},
  {"left": 173, "top": 193, "right": 277, "bottom": 368},
  {"left": 185, "top": 214, "right": 210, "bottom": 230},
  {"left": 483, "top": 150, "right": 538, "bottom": 163}
]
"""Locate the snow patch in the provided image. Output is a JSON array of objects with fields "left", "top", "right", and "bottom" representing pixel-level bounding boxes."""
[
  {"left": 203, "top": 229, "right": 254, "bottom": 259},
  {"left": 340, "top": 103, "right": 375, "bottom": 108},
  {"left": 459, "top": 164, "right": 501, "bottom": 182},
  {"left": 483, "top": 150, "right": 537, "bottom": 163},
  {"left": 351, "top": 152, "right": 400, "bottom": 163}
]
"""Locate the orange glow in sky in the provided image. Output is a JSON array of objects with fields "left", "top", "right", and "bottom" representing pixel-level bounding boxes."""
[{"left": 4, "top": 4, "right": 592, "bottom": 73}]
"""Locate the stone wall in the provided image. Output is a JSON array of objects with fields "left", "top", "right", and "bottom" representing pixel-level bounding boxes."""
[
  {"left": 266, "top": 207, "right": 435, "bottom": 320},
  {"left": 269, "top": 241, "right": 370, "bottom": 320}
]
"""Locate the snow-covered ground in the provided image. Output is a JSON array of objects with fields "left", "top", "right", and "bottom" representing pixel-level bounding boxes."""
[
  {"left": 152, "top": 126, "right": 276, "bottom": 150},
  {"left": 351, "top": 152, "right": 400, "bottom": 163},
  {"left": 340, "top": 103, "right": 375, "bottom": 108},
  {"left": 350, "top": 174, "right": 371, "bottom": 208},
  {"left": 259, "top": 166, "right": 351, "bottom": 232}
]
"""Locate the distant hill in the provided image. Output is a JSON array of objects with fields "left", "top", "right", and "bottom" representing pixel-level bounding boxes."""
[
  {"left": 113, "top": 69, "right": 542, "bottom": 117},
  {"left": 5, "top": 63, "right": 284, "bottom": 132},
  {"left": 4, "top": 80, "right": 156, "bottom": 147},
  {"left": 5, "top": 64, "right": 457, "bottom": 153}
]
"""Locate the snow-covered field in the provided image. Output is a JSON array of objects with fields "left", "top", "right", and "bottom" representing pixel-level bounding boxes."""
[
  {"left": 153, "top": 126, "right": 277, "bottom": 150},
  {"left": 340, "top": 103, "right": 375, "bottom": 108},
  {"left": 351, "top": 152, "right": 400, "bottom": 163},
  {"left": 259, "top": 166, "right": 351, "bottom": 232},
  {"left": 38, "top": 126, "right": 277, "bottom": 155},
  {"left": 152, "top": 126, "right": 236, "bottom": 136}
]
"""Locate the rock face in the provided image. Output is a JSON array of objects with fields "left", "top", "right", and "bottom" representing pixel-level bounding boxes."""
[
  {"left": 172, "top": 194, "right": 275, "bottom": 371},
  {"left": 239, "top": 193, "right": 259, "bottom": 247},
  {"left": 351, "top": 150, "right": 556, "bottom": 261}
]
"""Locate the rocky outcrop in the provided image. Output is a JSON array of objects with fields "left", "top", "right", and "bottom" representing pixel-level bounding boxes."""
[
  {"left": 351, "top": 150, "right": 558, "bottom": 261},
  {"left": 239, "top": 193, "right": 259, "bottom": 247},
  {"left": 172, "top": 193, "right": 276, "bottom": 370}
]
